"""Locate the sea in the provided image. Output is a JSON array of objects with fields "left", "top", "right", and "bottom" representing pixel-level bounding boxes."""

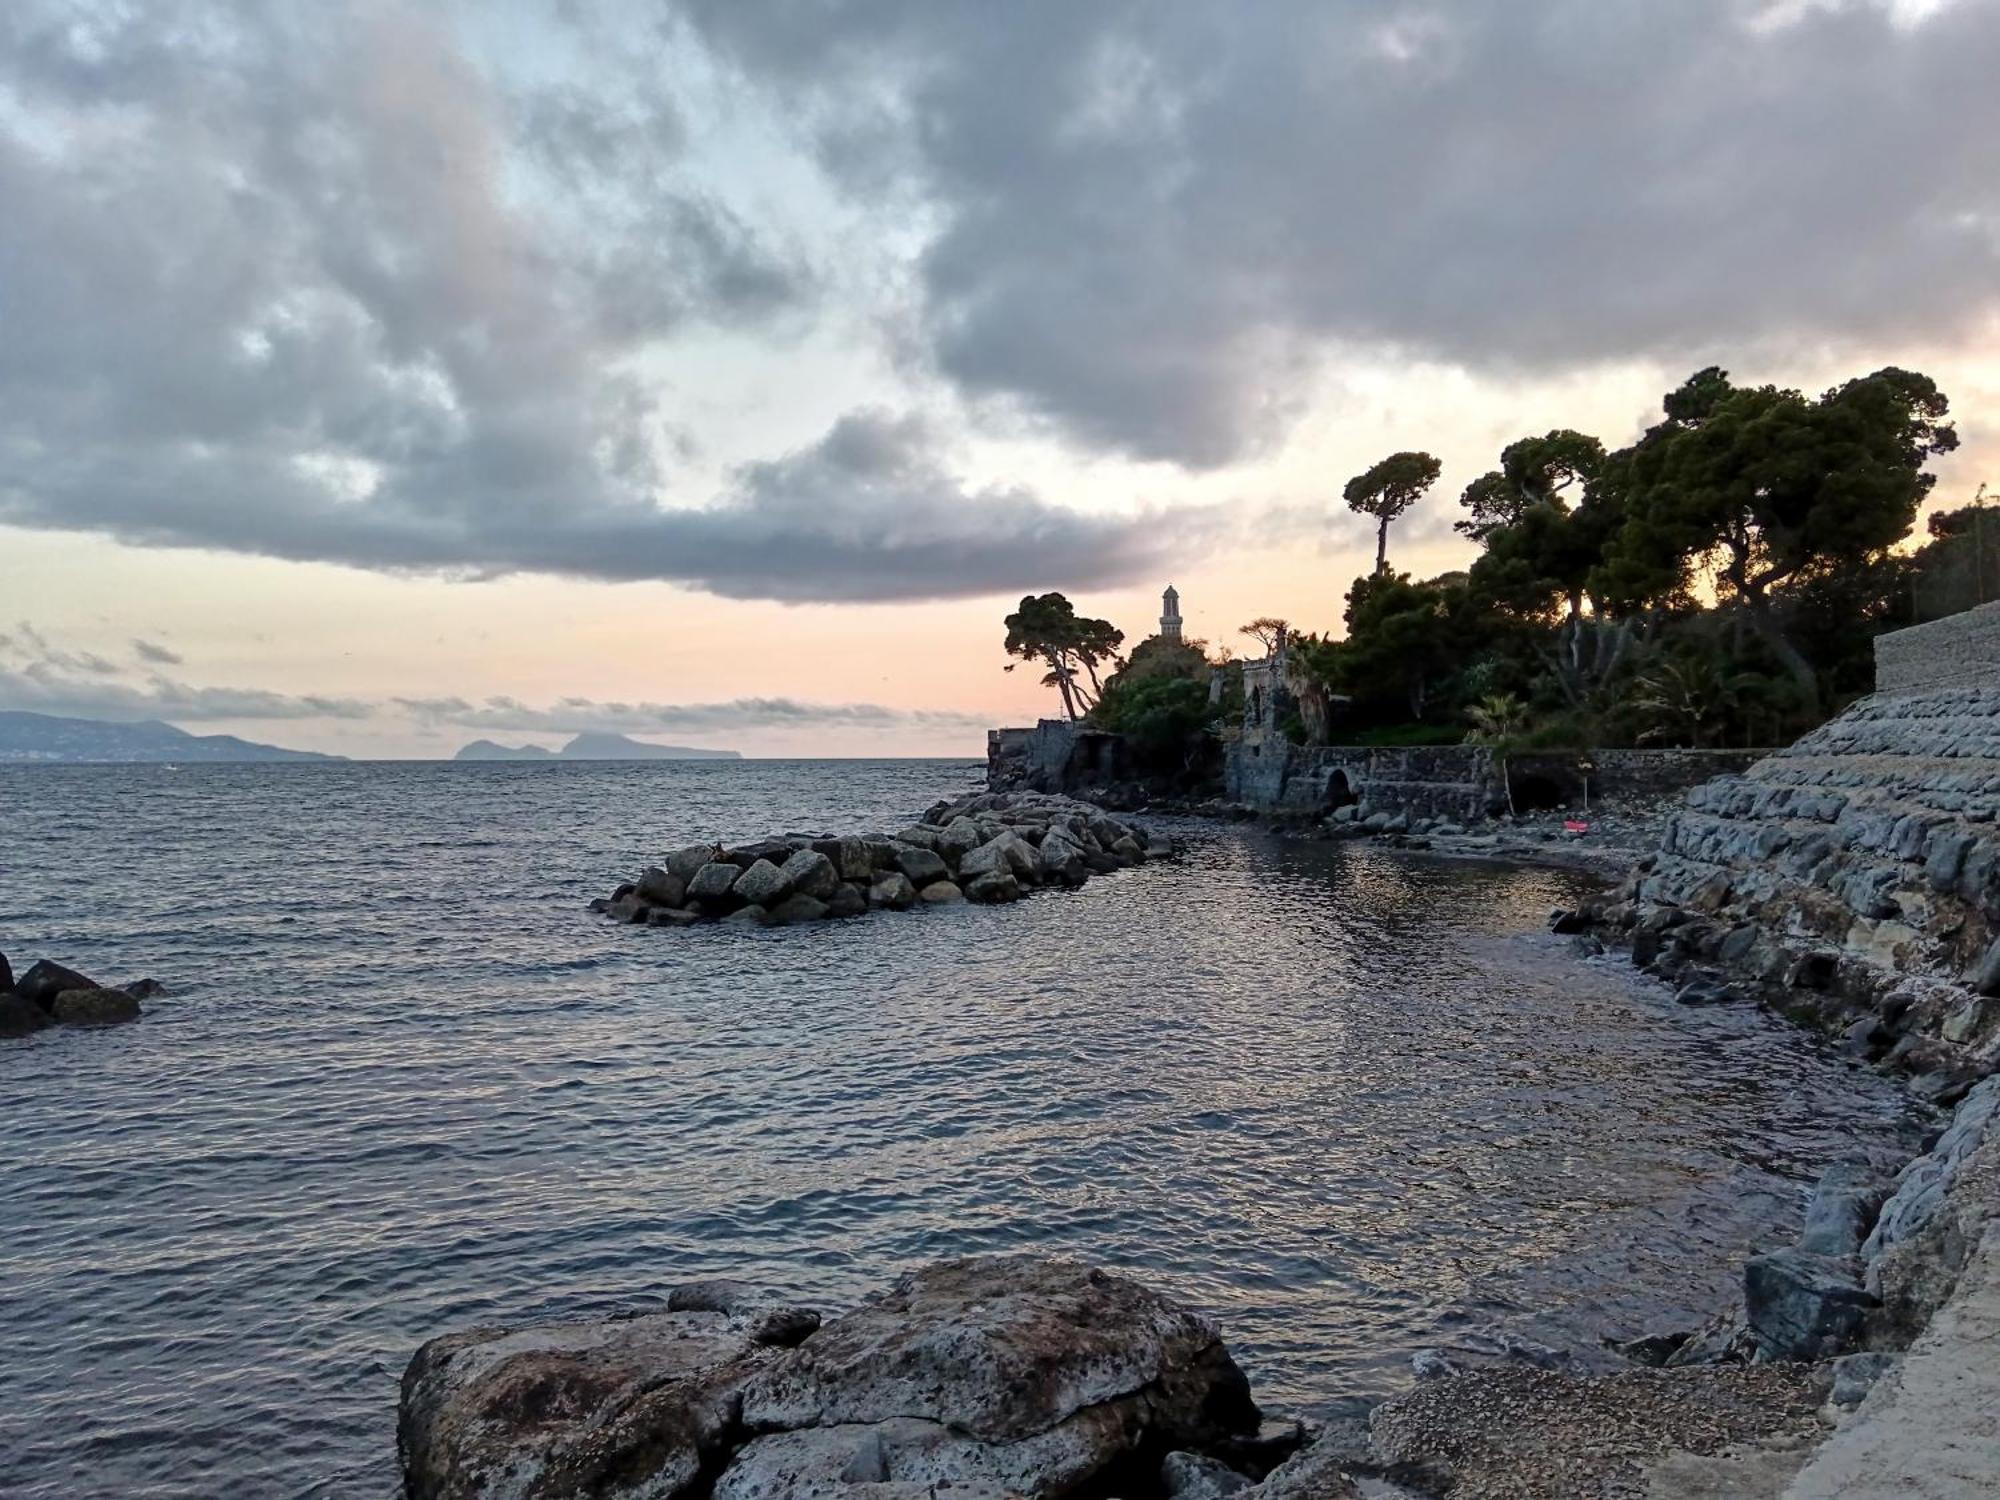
[{"left": 0, "top": 760, "right": 1929, "bottom": 1497}]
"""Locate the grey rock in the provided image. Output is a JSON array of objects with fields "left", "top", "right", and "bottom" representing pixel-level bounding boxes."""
[
  {"left": 1163, "top": 1451, "right": 1250, "bottom": 1500},
  {"left": 1974, "top": 936, "right": 2000, "bottom": 997},
  {"left": 122, "top": 977, "right": 168, "bottom": 1000},
  {"left": 732, "top": 858, "right": 792, "bottom": 909},
  {"left": 648, "top": 907, "right": 703, "bottom": 928},
  {"left": 637, "top": 866, "right": 688, "bottom": 907},
  {"left": 937, "top": 817, "right": 985, "bottom": 860},
  {"left": 895, "top": 825, "right": 943, "bottom": 853},
  {"left": 0, "top": 948, "right": 11, "bottom": 992},
  {"left": 1828, "top": 1351, "right": 1899, "bottom": 1408},
  {"left": 610, "top": 892, "right": 649, "bottom": 924},
  {"left": 770, "top": 893, "right": 831, "bottom": 925},
  {"left": 893, "top": 846, "right": 949, "bottom": 887},
  {"left": 399, "top": 1307, "right": 773, "bottom": 1500},
  {"left": 1243, "top": 1438, "right": 1362, "bottom": 1499},
  {"left": 868, "top": 872, "right": 918, "bottom": 910},
  {"left": 666, "top": 1282, "right": 821, "bottom": 1348},
  {"left": 1110, "top": 834, "right": 1144, "bottom": 862},
  {"left": 1801, "top": 1161, "right": 1889, "bottom": 1258},
  {"left": 919, "top": 881, "right": 965, "bottom": 905},
  {"left": 965, "top": 871, "right": 1020, "bottom": 904},
  {"left": 0, "top": 992, "right": 50, "bottom": 1038},
  {"left": 666, "top": 844, "right": 717, "bottom": 883},
  {"left": 958, "top": 839, "right": 1012, "bottom": 881},
  {"left": 14, "top": 959, "right": 99, "bottom": 1012},
  {"left": 712, "top": 1421, "right": 1025, "bottom": 1500},
  {"left": 687, "top": 861, "right": 743, "bottom": 905},
  {"left": 1744, "top": 1246, "right": 1876, "bottom": 1359},
  {"left": 825, "top": 884, "right": 868, "bottom": 920},
  {"left": 52, "top": 988, "right": 142, "bottom": 1026},
  {"left": 780, "top": 849, "right": 841, "bottom": 902},
  {"left": 724, "top": 905, "right": 773, "bottom": 926},
  {"left": 739, "top": 1257, "right": 1258, "bottom": 1489}
]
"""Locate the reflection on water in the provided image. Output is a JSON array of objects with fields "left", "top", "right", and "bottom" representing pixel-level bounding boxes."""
[{"left": 0, "top": 762, "right": 1926, "bottom": 1497}]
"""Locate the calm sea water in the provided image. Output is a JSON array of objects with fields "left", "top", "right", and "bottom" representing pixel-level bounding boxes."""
[{"left": 0, "top": 761, "right": 1926, "bottom": 1498}]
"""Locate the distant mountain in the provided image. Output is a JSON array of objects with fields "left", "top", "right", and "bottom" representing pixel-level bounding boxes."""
[
  {"left": 455, "top": 739, "right": 557, "bottom": 761},
  {"left": 454, "top": 732, "right": 740, "bottom": 762},
  {"left": 0, "top": 710, "right": 341, "bottom": 764}
]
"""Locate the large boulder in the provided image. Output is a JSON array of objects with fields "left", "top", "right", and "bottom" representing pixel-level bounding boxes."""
[
  {"left": 919, "top": 881, "right": 966, "bottom": 905},
  {"left": 687, "top": 861, "right": 744, "bottom": 905},
  {"left": 14, "top": 959, "right": 99, "bottom": 1012},
  {"left": 0, "top": 948, "right": 12, "bottom": 993},
  {"left": 779, "top": 849, "right": 841, "bottom": 902},
  {"left": 637, "top": 867, "right": 688, "bottom": 908},
  {"left": 52, "top": 988, "right": 142, "bottom": 1026},
  {"left": 0, "top": 992, "right": 49, "bottom": 1039},
  {"left": 825, "top": 884, "right": 868, "bottom": 920},
  {"left": 740, "top": 1257, "right": 1258, "bottom": 1493},
  {"left": 666, "top": 845, "right": 718, "bottom": 883},
  {"left": 868, "top": 873, "right": 918, "bottom": 910},
  {"left": 937, "top": 818, "right": 985, "bottom": 861},
  {"left": 1744, "top": 1246, "right": 1876, "bottom": 1359},
  {"left": 893, "top": 846, "right": 949, "bottom": 888},
  {"left": 732, "top": 859, "right": 792, "bottom": 909},
  {"left": 965, "top": 871, "right": 1021, "bottom": 904},
  {"left": 400, "top": 1295, "right": 815, "bottom": 1500},
  {"left": 770, "top": 894, "right": 831, "bottom": 926},
  {"left": 958, "top": 839, "right": 1012, "bottom": 882}
]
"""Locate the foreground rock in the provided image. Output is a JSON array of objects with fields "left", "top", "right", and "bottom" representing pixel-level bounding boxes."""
[
  {"left": 0, "top": 950, "right": 161, "bottom": 1040},
  {"left": 592, "top": 792, "right": 1172, "bottom": 931},
  {"left": 401, "top": 1257, "right": 1277, "bottom": 1500}
]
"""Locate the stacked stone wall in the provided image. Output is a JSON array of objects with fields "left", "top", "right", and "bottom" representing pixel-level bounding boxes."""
[
  {"left": 1587, "top": 683, "right": 2000, "bottom": 1102},
  {"left": 1874, "top": 599, "right": 2000, "bottom": 693}
]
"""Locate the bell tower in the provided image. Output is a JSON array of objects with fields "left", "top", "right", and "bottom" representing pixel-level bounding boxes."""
[{"left": 1160, "top": 584, "right": 1183, "bottom": 642}]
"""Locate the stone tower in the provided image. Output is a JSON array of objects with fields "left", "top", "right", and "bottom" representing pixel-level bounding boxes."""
[{"left": 1160, "top": 584, "right": 1183, "bottom": 642}]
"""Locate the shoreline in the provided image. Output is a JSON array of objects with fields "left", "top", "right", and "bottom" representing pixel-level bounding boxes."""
[{"left": 397, "top": 759, "right": 1998, "bottom": 1498}]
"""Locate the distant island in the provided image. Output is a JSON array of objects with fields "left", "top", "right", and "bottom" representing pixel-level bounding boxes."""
[
  {"left": 455, "top": 732, "right": 741, "bottom": 762},
  {"left": 0, "top": 710, "right": 340, "bottom": 764}
]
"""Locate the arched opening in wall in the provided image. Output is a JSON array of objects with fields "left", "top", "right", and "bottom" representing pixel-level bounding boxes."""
[
  {"left": 1323, "top": 769, "right": 1358, "bottom": 811},
  {"left": 1508, "top": 770, "right": 1568, "bottom": 813}
]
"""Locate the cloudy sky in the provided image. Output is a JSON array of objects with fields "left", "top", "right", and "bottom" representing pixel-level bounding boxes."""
[{"left": 1, "top": 0, "right": 1994, "bottom": 757}]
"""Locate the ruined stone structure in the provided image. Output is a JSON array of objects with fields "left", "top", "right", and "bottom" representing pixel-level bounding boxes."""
[
  {"left": 1223, "top": 633, "right": 1757, "bottom": 822},
  {"left": 986, "top": 719, "right": 1128, "bottom": 794}
]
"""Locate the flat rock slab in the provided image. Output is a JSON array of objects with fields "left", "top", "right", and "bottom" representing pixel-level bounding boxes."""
[
  {"left": 1784, "top": 1223, "right": 2000, "bottom": 1500},
  {"left": 740, "top": 1256, "right": 1258, "bottom": 1448},
  {"left": 402, "top": 1256, "right": 1265, "bottom": 1500},
  {"left": 400, "top": 1306, "right": 791, "bottom": 1500}
]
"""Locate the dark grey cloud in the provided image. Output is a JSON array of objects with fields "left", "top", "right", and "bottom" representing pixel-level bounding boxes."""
[
  {"left": 0, "top": 627, "right": 372, "bottom": 721},
  {"left": 680, "top": 0, "right": 2000, "bottom": 466},
  {"left": 0, "top": 3, "right": 1161, "bottom": 604},
  {"left": 133, "top": 639, "right": 183, "bottom": 666}
]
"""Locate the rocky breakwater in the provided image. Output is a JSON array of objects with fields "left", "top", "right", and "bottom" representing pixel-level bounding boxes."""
[
  {"left": 399, "top": 1255, "right": 1352, "bottom": 1500},
  {"left": 0, "top": 950, "right": 163, "bottom": 1040},
  {"left": 1560, "top": 682, "right": 2000, "bottom": 1105},
  {"left": 591, "top": 792, "right": 1171, "bottom": 929}
]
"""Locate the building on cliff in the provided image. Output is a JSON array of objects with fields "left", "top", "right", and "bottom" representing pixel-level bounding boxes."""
[{"left": 1159, "top": 584, "right": 1183, "bottom": 642}]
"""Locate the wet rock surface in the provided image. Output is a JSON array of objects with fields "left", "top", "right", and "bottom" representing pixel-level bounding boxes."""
[
  {"left": 402, "top": 1256, "right": 1270, "bottom": 1500},
  {"left": 593, "top": 792, "right": 1167, "bottom": 931},
  {"left": 0, "top": 953, "right": 161, "bottom": 1039}
]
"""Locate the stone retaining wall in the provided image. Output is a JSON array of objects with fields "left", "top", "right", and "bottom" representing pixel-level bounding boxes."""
[
  {"left": 1584, "top": 681, "right": 2000, "bottom": 1101},
  {"left": 1222, "top": 739, "right": 1763, "bottom": 823},
  {"left": 1874, "top": 599, "right": 2000, "bottom": 694}
]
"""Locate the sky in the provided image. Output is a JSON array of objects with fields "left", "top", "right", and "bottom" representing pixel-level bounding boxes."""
[{"left": 1, "top": 0, "right": 1996, "bottom": 758}]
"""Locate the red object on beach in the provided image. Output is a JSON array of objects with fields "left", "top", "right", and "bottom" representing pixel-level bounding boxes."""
[{"left": 1564, "top": 819, "right": 1590, "bottom": 834}]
